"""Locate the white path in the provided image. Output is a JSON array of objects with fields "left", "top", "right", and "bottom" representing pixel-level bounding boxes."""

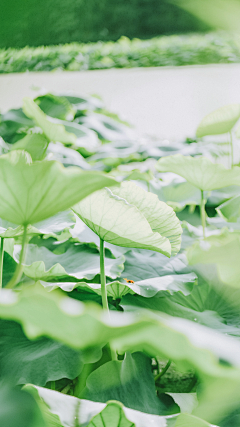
[{"left": 0, "top": 64, "right": 240, "bottom": 139}]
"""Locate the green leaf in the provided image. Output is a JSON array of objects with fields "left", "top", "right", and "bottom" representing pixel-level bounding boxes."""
[
  {"left": 35, "top": 94, "right": 75, "bottom": 121},
  {"left": 16, "top": 243, "right": 125, "bottom": 281},
  {"left": 26, "top": 385, "right": 218, "bottom": 427},
  {"left": 156, "top": 155, "right": 240, "bottom": 191},
  {"left": 187, "top": 230, "right": 240, "bottom": 288},
  {"left": 217, "top": 195, "right": 240, "bottom": 222},
  {"left": 0, "top": 284, "right": 239, "bottom": 423},
  {"left": 82, "top": 352, "right": 174, "bottom": 415},
  {"left": 173, "top": 413, "right": 212, "bottom": 427},
  {"left": 46, "top": 272, "right": 196, "bottom": 299},
  {"left": 121, "top": 249, "right": 190, "bottom": 282},
  {"left": 22, "top": 97, "right": 77, "bottom": 144},
  {"left": 150, "top": 179, "right": 201, "bottom": 211},
  {"left": 10, "top": 133, "right": 49, "bottom": 160},
  {"left": 0, "top": 319, "right": 93, "bottom": 386},
  {"left": 0, "top": 385, "right": 47, "bottom": 427},
  {"left": 196, "top": 104, "right": 240, "bottom": 137},
  {"left": 87, "top": 401, "right": 135, "bottom": 427},
  {"left": 0, "top": 150, "right": 118, "bottom": 224},
  {"left": 73, "top": 182, "right": 182, "bottom": 257}
]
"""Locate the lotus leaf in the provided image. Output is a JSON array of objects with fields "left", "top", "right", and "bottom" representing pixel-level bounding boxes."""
[
  {"left": 0, "top": 150, "right": 118, "bottom": 224},
  {"left": 73, "top": 182, "right": 182, "bottom": 257},
  {"left": 196, "top": 104, "right": 240, "bottom": 137},
  {"left": 156, "top": 155, "right": 240, "bottom": 191}
]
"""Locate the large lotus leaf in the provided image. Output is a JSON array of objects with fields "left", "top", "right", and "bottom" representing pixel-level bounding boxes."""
[
  {"left": 35, "top": 94, "right": 75, "bottom": 121},
  {"left": 150, "top": 179, "right": 201, "bottom": 211},
  {"left": 196, "top": 104, "right": 240, "bottom": 137},
  {"left": 122, "top": 281, "right": 240, "bottom": 336},
  {"left": 217, "top": 195, "right": 240, "bottom": 222},
  {"left": 187, "top": 231, "right": 240, "bottom": 288},
  {"left": 0, "top": 319, "right": 88, "bottom": 386},
  {"left": 10, "top": 243, "right": 125, "bottom": 281},
  {"left": 41, "top": 273, "right": 196, "bottom": 300},
  {"left": 207, "top": 185, "right": 240, "bottom": 207},
  {"left": 0, "top": 150, "right": 118, "bottom": 224},
  {"left": 112, "top": 182, "right": 182, "bottom": 255},
  {"left": 10, "top": 133, "right": 49, "bottom": 161},
  {"left": 121, "top": 249, "right": 190, "bottom": 282},
  {"left": 82, "top": 352, "right": 175, "bottom": 415},
  {"left": 0, "top": 285, "right": 240, "bottom": 422},
  {"left": 73, "top": 182, "right": 182, "bottom": 257},
  {"left": 156, "top": 155, "right": 240, "bottom": 191},
  {"left": 22, "top": 97, "right": 77, "bottom": 144},
  {"left": 0, "top": 210, "right": 75, "bottom": 240},
  {"left": 86, "top": 401, "right": 135, "bottom": 427},
  {"left": 0, "top": 385, "right": 47, "bottom": 427},
  {"left": 26, "top": 385, "right": 218, "bottom": 427},
  {"left": 70, "top": 215, "right": 129, "bottom": 258},
  {"left": 173, "top": 414, "right": 215, "bottom": 427}
]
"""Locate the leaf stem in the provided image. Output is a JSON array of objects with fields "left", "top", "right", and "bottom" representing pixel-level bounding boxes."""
[
  {"left": 6, "top": 224, "right": 28, "bottom": 289},
  {"left": 0, "top": 237, "right": 4, "bottom": 289},
  {"left": 229, "top": 131, "right": 234, "bottom": 168},
  {"left": 74, "top": 363, "right": 92, "bottom": 397},
  {"left": 200, "top": 190, "right": 206, "bottom": 239},
  {"left": 154, "top": 360, "right": 171, "bottom": 383},
  {"left": 100, "top": 238, "right": 109, "bottom": 312}
]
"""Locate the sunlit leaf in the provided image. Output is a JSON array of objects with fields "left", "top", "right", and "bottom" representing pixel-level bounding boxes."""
[
  {"left": 217, "top": 195, "right": 240, "bottom": 222},
  {"left": 73, "top": 182, "right": 182, "bottom": 257},
  {"left": 196, "top": 104, "right": 240, "bottom": 137},
  {"left": 35, "top": 94, "right": 75, "bottom": 121},
  {"left": 0, "top": 150, "right": 118, "bottom": 224},
  {"left": 156, "top": 155, "right": 240, "bottom": 191},
  {"left": 187, "top": 230, "right": 240, "bottom": 287}
]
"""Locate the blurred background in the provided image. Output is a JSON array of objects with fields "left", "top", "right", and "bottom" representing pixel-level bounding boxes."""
[{"left": 0, "top": 0, "right": 209, "bottom": 48}]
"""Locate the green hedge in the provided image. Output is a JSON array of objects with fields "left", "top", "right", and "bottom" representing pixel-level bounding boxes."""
[
  {"left": 1, "top": 0, "right": 209, "bottom": 48},
  {"left": 0, "top": 32, "right": 240, "bottom": 74}
]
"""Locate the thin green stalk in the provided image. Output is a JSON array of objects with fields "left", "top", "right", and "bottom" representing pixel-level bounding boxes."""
[
  {"left": 0, "top": 237, "right": 4, "bottom": 289},
  {"left": 74, "top": 363, "right": 92, "bottom": 397},
  {"left": 200, "top": 190, "right": 206, "bottom": 239},
  {"left": 147, "top": 181, "right": 150, "bottom": 192},
  {"left": 100, "top": 238, "right": 109, "bottom": 312},
  {"left": 6, "top": 224, "right": 28, "bottom": 289},
  {"left": 154, "top": 360, "right": 171, "bottom": 383},
  {"left": 229, "top": 131, "right": 234, "bottom": 168}
]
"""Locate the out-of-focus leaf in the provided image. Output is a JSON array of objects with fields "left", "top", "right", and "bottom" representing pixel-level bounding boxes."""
[
  {"left": 0, "top": 150, "right": 118, "bottom": 224},
  {"left": 86, "top": 401, "right": 135, "bottom": 427},
  {"left": 10, "top": 133, "right": 49, "bottom": 160},
  {"left": 0, "top": 319, "right": 89, "bottom": 386},
  {"left": 217, "top": 195, "right": 240, "bottom": 222},
  {"left": 187, "top": 230, "right": 240, "bottom": 287},
  {"left": 22, "top": 97, "right": 77, "bottom": 144},
  {"left": 196, "top": 104, "right": 240, "bottom": 137},
  {"left": 82, "top": 352, "right": 175, "bottom": 415},
  {"left": 156, "top": 155, "right": 240, "bottom": 191},
  {"left": 0, "top": 385, "right": 47, "bottom": 427},
  {"left": 35, "top": 94, "right": 75, "bottom": 121}
]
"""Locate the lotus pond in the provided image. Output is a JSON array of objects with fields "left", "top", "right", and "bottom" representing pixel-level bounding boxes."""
[{"left": 1, "top": 93, "right": 240, "bottom": 426}]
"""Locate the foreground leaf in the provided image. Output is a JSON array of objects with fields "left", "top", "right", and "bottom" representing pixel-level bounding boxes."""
[
  {"left": 196, "top": 104, "right": 240, "bottom": 137},
  {"left": 82, "top": 352, "right": 174, "bottom": 415},
  {"left": 0, "top": 150, "right": 118, "bottom": 224},
  {"left": 73, "top": 182, "right": 182, "bottom": 257},
  {"left": 26, "top": 386, "right": 217, "bottom": 427},
  {"left": 187, "top": 230, "right": 240, "bottom": 287},
  {"left": 156, "top": 155, "right": 240, "bottom": 191},
  {"left": 0, "top": 385, "right": 47, "bottom": 427}
]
